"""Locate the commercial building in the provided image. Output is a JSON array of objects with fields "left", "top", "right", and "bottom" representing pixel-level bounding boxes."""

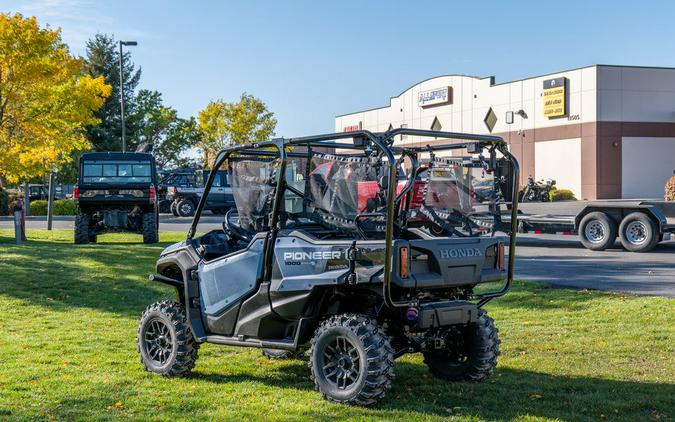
[{"left": 335, "top": 65, "right": 675, "bottom": 199}]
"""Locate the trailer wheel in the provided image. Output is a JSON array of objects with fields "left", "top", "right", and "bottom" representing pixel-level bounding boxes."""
[
  {"left": 579, "top": 212, "right": 617, "bottom": 251},
  {"left": 618, "top": 212, "right": 658, "bottom": 252}
]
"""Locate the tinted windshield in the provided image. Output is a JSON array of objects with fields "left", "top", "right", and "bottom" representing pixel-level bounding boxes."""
[{"left": 81, "top": 161, "right": 152, "bottom": 183}]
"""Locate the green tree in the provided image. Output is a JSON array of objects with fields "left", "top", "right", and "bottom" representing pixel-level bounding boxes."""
[
  {"left": 129, "top": 89, "right": 199, "bottom": 168},
  {"left": 197, "top": 93, "right": 277, "bottom": 166},
  {"left": 83, "top": 33, "right": 141, "bottom": 152},
  {"left": 0, "top": 13, "right": 111, "bottom": 184}
]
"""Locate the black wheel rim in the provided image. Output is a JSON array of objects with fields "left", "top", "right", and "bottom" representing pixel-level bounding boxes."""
[
  {"left": 144, "top": 318, "right": 174, "bottom": 365},
  {"left": 321, "top": 335, "right": 360, "bottom": 390}
]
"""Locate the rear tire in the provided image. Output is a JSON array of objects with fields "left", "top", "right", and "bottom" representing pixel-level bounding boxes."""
[
  {"left": 579, "top": 212, "right": 617, "bottom": 251},
  {"left": 137, "top": 300, "right": 199, "bottom": 377},
  {"left": 142, "top": 212, "right": 159, "bottom": 243},
  {"left": 423, "top": 309, "right": 499, "bottom": 382},
  {"left": 74, "top": 213, "right": 90, "bottom": 244},
  {"left": 177, "top": 200, "right": 195, "bottom": 217},
  {"left": 618, "top": 212, "right": 658, "bottom": 252},
  {"left": 309, "top": 314, "right": 394, "bottom": 406}
]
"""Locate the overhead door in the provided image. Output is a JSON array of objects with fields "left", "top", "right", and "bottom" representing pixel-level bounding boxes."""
[{"left": 622, "top": 137, "right": 675, "bottom": 198}]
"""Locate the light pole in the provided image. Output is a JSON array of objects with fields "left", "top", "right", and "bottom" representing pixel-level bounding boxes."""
[{"left": 119, "top": 40, "right": 137, "bottom": 152}]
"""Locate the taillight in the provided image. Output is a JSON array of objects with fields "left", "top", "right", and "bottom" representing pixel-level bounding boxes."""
[
  {"left": 399, "top": 246, "right": 409, "bottom": 278},
  {"left": 73, "top": 186, "right": 79, "bottom": 204},
  {"left": 149, "top": 186, "right": 156, "bottom": 200},
  {"left": 497, "top": 242, "right": 505, "bottom": 271}
]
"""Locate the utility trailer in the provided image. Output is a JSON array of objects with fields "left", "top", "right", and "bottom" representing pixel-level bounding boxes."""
[{"left": 513, "top": 200, "right": 675, "bottom": 252}]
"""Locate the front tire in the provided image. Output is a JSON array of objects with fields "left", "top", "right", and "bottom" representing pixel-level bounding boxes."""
[
  {"left": 74, "top": 213, "right": 90, "bottom": 244},
  {"left": 423, "top": 309, "right": 500, "bottom": 382},
  {"left": 142, "top": 212, "right": 158, "bottom": 243},
  {"left": 137, "top": 300, "right": 199, "bottom": 377},
  {"left": 618, "top": 212, "right": 658, "bottom": 252},
  {"left": 309, "top": 314, "right": 394, "bottom": 406},
  {"left": 579, "top": 212, "right": 617, "bottom": 251}
]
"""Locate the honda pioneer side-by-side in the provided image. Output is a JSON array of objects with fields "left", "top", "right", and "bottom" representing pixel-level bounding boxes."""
[
  {"left": 136, "top": 129, "right": 520, "bottom": 405},
  {"left": 74, "top": 152, "right": 159, "bottom": 244}
]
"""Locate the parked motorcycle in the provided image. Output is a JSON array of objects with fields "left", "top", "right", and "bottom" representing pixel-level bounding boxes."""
[{"left": 520, "top": 176, "right": 556, "bottom": 202}]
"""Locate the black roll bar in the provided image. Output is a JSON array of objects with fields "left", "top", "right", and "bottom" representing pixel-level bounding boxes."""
[
  {"left": 380, "top": 129, "right": 520, "bottom": 307},
  {"left": 187, "top": 129, "right": 519, "bottom": 308}
]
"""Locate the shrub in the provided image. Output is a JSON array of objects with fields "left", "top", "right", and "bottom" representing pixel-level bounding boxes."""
[
  {"left": 0, "top": 187, "right": 8, "bottom": 216},
  {"left": 28, "top": 199, "right": 78, "bottom": 216},
  {"left": 551, "top": 188, "right": 576, "bottom": 201},
  {"left": 53, "top": 199, "right": 77, "bottom": 215},
  {"left": 29, "top": 200, "right": 48, "bottom": 216},
  {"left": 665, "top": 176, "right": 675, "bottom": 201}
]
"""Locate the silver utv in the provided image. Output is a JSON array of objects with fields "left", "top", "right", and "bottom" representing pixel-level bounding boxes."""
[{"left": 137, "top": 129, "right": 520, "bottom": 406}]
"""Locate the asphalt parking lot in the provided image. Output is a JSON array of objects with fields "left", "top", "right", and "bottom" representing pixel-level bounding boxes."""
[{"left": 2, "top": 203, "right": 674, "bottom": 298}]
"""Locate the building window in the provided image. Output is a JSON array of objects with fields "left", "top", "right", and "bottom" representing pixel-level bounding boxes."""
[
  {"left": 431, "top": 116, "right": 442, "bottom": 131},
  {"left": 400, "top": 124, "right": 408, "bottom": 141}
]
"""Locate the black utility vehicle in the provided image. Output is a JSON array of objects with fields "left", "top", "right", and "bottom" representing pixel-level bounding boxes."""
[
  {"left": 137, "top": 129, "right": 520, "bottom": 405},
  {"left": 75, "top": 152, "right": 159, "bottom": 244},
  {"left": 166, "top": 169, "right": 234, "bottom": 217}
]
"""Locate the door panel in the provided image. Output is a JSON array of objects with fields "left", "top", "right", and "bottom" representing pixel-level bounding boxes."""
[{"left": 197, "top": 238, "right": 265, "bottom": 318}]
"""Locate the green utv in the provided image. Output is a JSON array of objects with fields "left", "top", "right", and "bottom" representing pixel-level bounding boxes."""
[
  {"left": 137, "top": 129, "right": 520, "bottom": 405},
  {"left": 74, "top": 152, "right": 159, "bottom": 244}
]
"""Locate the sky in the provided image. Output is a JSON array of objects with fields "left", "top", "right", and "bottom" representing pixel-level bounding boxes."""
[{"left": 4, "top": 0, "right": 675, "bottom": 138}]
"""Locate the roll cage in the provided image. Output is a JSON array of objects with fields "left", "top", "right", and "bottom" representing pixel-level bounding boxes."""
[{"left": 188, "top": 129, "right": 520, "bottom": 308}]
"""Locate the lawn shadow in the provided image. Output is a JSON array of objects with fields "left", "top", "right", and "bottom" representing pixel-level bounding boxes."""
[
  {"left": 192, "top": 361, "right": 674, "bottom": 421},
  {"left": 0, "top": 238, "right": 176, "bottom": 317}
]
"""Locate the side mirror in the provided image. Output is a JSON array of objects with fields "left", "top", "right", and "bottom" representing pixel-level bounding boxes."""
[{"left": 497, "top": 158, "right": 515, "bottom": 201}]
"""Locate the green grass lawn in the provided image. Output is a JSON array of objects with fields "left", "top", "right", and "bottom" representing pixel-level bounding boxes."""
[{"left": 0, "top": 229, "right": 673, "bottom": 421}]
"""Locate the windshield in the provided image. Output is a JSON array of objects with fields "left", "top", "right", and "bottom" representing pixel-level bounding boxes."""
[
  {"left": 228, "top": 158, "right": 279, "bottom": 232},
  {"left": 82, "top": 161, "right": 152, "bottom": 183}
]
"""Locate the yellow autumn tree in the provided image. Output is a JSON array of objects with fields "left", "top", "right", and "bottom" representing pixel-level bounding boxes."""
[
  {"left": 197, "top": 93, "right": 277, "bottom": 166},
  {"left": 0, "top": 13, "right": 111, "bottom": 184}
]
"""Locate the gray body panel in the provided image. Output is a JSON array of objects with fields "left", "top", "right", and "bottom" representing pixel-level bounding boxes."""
[{"left": 198, "top": 238, "right": 265, "bottom": 316}]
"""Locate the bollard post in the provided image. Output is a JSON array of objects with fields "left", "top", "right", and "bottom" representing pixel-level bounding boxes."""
[
  {"left": 18, "top": 198, "right": 26, "bottom": 241},
  {"left": 23, "top": 182, "right": 30, "bottom": 216},
  {"left": 14, "top": 211, "right": 21, "bottom": 244},
  {"left": 13, "top": 201, "right": 23, "bottom": 245},
  {"left": 47, "top": 172, "right": 55, "bottom": 231}
]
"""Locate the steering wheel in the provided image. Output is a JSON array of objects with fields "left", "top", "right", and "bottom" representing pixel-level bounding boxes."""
[{"left": 223, "top": 209, "right": 252, "bottom": 243}]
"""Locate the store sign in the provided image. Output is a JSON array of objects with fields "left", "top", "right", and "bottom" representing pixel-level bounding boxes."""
[
  {"left": 418, "top": 87, "right": 452, "bottom": 108},
  {"left": 543, "top": 77, "right": 566, "bottom": 118},
  {"left": 343, "top": 122, "right": 362, "bottom": 132}
]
